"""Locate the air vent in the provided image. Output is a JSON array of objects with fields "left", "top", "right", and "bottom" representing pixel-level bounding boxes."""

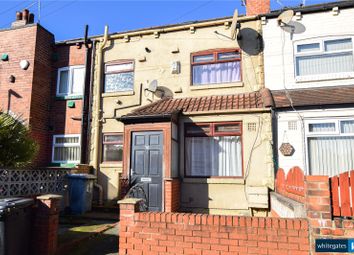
[
  {"left": 247, "top": 122, "right": 257, "bottom": 132},
  {"left": 288, "top": 121, "right": 297, "bottom": 131}
]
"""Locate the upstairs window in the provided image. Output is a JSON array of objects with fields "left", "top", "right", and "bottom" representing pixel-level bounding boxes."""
[
  {"left": 52, "top": 135, "right": 80, "bottom": 163},
  {"left": 104, "top": 61, "right": 134, "bottom": 92},
  {"left": 295, "top": 38, "right": 354, "bottom": 81},
  {"left": 306, "top": 119, "right": 354, "bottom": 176},
  {"left": 56, "top": 66, "right": 85, "bottom": 97},
  {"left": 185, "top": 122, "right": 243, "bottom": 177},
  {"left": 191, "top": 49, "right": 241, "bottom": 86}
]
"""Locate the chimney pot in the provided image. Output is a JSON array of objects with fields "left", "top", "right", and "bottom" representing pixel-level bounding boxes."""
[
  {"left": 29, "top": 13, "right": 34, "bottom": 24},
  {"left": 246, "top": 0, "right": 270, "bottom": 16},
  {"left": 16, "top": 11, "right": 22, "bottom": 21},
  {"left": 22, "top": 9, "right": 29, "bottom": 22}
]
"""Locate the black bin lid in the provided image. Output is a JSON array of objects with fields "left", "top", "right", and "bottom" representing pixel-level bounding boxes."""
[{"left": 0, "top": 197, "right": 34, "bottom": 215}]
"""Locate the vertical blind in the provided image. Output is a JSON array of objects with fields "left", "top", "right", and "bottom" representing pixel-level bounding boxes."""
[
  {"left": 308, "top": 120, "right": 354, "bottom": 176},
  {"left": 53, "top": 136, "right": 80, "bottom": 163},
  {"left": 296, "top": 52, "right": 354, "bottom": 76},
  {"left": 185, "top": 136, "right": 242, "bottom": 176},
  {"left": 308, "top": 136, "right": 354, "bottom": 176}
]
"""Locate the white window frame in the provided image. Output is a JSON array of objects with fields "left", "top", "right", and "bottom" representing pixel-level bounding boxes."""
[
  {"left": 305, "top": 118, "right": 354, "bottom": 174},
  {"left": 52, "top": 134, "right": 81, "bottom": 163},
  {"left": 104, "top": 61, "right": 135, "bottom": 93},
  {"left": 294, "top": 37, "right": 354, "bottom": 82},
  {"left": 56, "top": 65, "right": 85, "bottom": 97}
]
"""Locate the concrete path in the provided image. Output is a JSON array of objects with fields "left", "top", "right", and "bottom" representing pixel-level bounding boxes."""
[{"left": 64, "top": 223, "right": 119, "bottom": 255}]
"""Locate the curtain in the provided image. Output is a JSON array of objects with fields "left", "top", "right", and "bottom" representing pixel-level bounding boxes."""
[
  {"left": 192, "top": 62, "right": 241, "bottom": 85},
  {"left": 54, "top": 146, "right": 80, "bottom": 162},
  {"left": 308, "top": 136, "right": 354, "bottom": 176},
  {"left": 309, "top": 123, "right": 335, "bottom": 132},
  {"left": 341, "top": 120, "right": 354, "bottom": 133},
  {"left": 296, "top": 52, "right": 354, "bottom": 76},
  {"left": 58, "top": 70, "right": 69, "bottom": 94},
  {"left": 185, "top": 136, "right": 242, "bottom": 177}
]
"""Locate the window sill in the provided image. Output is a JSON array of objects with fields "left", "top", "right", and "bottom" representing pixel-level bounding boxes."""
[
  {"left": 100, "top": 162, "right": 123, "bottom": 168},
  {"left": 183, "top": 178, "right": 245, "bottom": 184},
  {"left": 102, "top": 91, "right": 134, "bottom": 97},
  {"left": 190, "top": 82, "right": 243, "bottom": 91},
  {"left": 49, "top": 162, "right": 78, "bottom": 168},
  {"left": 295, "top": 72, "right": 354, "bottom": 83},
  {"left": 55, "top": 95, "right": 83, "bottom": 100}
]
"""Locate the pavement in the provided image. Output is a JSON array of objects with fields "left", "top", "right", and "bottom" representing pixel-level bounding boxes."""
[{"left": 57, "top": 212, "right": 119, "bottom": 255}]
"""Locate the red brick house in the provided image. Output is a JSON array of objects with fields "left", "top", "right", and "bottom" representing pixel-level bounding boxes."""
[{"left": 0, "top": 10, "right": 92, "bottom": 167}]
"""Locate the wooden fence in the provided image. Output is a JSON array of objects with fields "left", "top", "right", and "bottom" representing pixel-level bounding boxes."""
[
  {"left": 330, "top": 170, "right": 354, "bottom": 217},
  {"left": 275, "top": 166, "right": 305, "bottom": 203}
]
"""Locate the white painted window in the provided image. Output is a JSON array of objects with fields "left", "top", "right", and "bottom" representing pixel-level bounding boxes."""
[
  {"left": 52, "top": 135, "right": 81, "bottom": 163},
  {"left": 104, "top": 61, "right": 134, "bottom": 92},
  {"left": 294, "top": 38, "right": 354, "bottom": 82},
  {"left": 56, "top": 66, "right": 85, "bottom": 96},
  {"left": 306, "top": 119, "right": 354, "bottom": 176}
]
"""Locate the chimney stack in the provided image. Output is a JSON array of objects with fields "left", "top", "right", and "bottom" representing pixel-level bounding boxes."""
[
  {"left": 245, "top": 0, "right": 270, "bottom": 16},
  {"left": 11, "top": 9, "right": 35, "bottom": 28}
]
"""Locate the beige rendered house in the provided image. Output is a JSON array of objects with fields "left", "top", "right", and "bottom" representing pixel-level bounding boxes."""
[{"left": 90, "top": 5, "right": 274, "bottom": 215}]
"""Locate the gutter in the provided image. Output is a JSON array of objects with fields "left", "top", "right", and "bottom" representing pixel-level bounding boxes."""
[
  {"left": 261, "top": 0, "right": 354, "bottom": 19},
  {"left": 92, "top": 26, "right": 109, "bottom": 171},
  {"left": 55, "top": 15, "right": 256, "bottom": 45}
]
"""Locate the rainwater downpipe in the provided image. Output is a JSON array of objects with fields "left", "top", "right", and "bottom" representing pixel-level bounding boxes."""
[{"left": 93, "top": 26, "right": 109, "bottom": 174}]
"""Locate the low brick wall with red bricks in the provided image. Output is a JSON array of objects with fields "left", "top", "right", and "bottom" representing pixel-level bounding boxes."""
[
  {"left": 118, "top": 199, "right": 310, "bottom": 255},
  {"left": 31, "top": 194, "right": 62, "bottom": 255},
  {"left": 164, "top": 178, "right": 180, "bottom": 212}
]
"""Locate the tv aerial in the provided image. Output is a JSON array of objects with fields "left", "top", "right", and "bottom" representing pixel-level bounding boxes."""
[
  {"left": 230, "top": 9, "right": 241, "bottom": 40},
  {"left": 277, "top": 10, "right": 294, "bottom": 27}
]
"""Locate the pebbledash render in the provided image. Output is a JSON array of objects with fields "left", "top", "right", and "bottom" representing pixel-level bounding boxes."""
[{"left": 89, "top": 1, "right": 275, "bottom": 215}]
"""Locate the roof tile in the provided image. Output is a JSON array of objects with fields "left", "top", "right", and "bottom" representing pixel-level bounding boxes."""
[{"left": 124, "top": 90, "right": 269, "bottom": 118}]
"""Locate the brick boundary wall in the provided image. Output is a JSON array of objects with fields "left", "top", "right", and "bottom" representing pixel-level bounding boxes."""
[
  {"left": 304, "top": 176, "right": 354, "bottom": 254},
  {"left": 164, "top": 179, "right": 180, "bottom": 212},
  {"left": 31, "top": 194, "right": 62, "bottom": 255},
  {"left": 119, "top": 199, "right": 310, "bottom": 255}
]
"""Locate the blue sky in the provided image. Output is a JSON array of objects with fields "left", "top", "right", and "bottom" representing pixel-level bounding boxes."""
[{"left": 0, "top": 0, "right": 337, "bottom": 41}]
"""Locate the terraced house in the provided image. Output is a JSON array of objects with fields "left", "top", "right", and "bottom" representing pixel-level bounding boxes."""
[
  {"left": 261, "top": 0, "right": 354, "bottom": 177},
  {"left": 89, "top": 0, "right": 275, "bottom": 215},
  {"left": 0, "top": 10, "right": 92, "bottom": 167}
]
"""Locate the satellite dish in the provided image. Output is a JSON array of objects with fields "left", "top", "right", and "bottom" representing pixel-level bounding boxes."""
[
  {"left": 277, "top": 10, "right": 294, "bottom": 26},
  {"left": 148, "top": 80, "right": 158, "bottom": 92},
  {"left": 230, "top": 9, "right": 238, "bottom": 40}
]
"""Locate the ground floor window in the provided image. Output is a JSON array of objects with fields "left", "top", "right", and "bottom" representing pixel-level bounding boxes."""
[
  {"left": 185, "top": 122, "right": 242, "bottom": 177},
  {"left": 102, "top": 133, "right": 123, "bottom": 162},
  {"left": 307, "top": 119, "right": 354, "bottom": 176},
  {"left": 52, "top": 134, "right": 80, "bottom": 163}
]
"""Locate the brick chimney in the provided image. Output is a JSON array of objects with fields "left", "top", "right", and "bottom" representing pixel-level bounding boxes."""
[
  {"left": 245, "top": 0, "right": 270, "bottom": 16},
  {"left": 11, "top": 9, "right": 35, "bottom": 28}
]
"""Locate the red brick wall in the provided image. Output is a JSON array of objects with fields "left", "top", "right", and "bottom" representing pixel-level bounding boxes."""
[
  {"left": 31, "top": 195, "right": 61, "bottom": 255},
  {"left": 246, "top": 0, "right": 270, "bottom": 16},
  {"left": 304, "top": 176, "right": 354, "bottom": 254},
  {"left": 29, "top": 25, "right": 55, "bottom": 166},
  {"left": 119, "top": 203, "right": 310, "bottom": 255},
  {"left": 0, "top": 24, "right": 55, "bottom": 166},
  {"left": 50, "top": 44, "right": 86, "bottom": 136},
  {"left": 165, "top": 179, "right": 180, "bottom": 212},
  {"left": 0, "top": 25, "right": 37, "bottom": 121}
]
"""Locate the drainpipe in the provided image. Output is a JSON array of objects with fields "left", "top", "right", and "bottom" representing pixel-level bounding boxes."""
[
  {"left": 92, "top": 25, "right": 109, "bottom": 172},
  {"left": 80, "top": 25, "right": 92, "bottom": 164}
]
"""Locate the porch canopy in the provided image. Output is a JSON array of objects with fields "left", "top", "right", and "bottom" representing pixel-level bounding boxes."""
[{"left": 118, "top": 88, "right": 274, "bottom": 124}]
